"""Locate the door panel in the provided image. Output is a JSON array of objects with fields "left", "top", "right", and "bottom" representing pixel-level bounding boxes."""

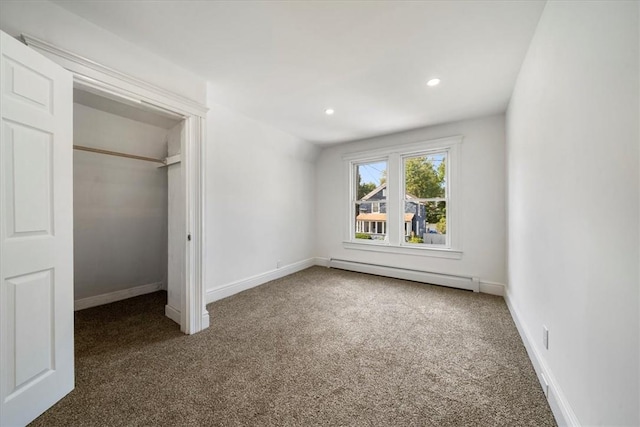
[
  {"left": 8, "top": 269, "right": 54, "bottom": 391},
  {"left": 2, "top": 57, "right": 53, "bottom": 112},
  {"left": 0, "top": 31, "right": 74, "bottom": 427},
  {"left": 4, "top": 121, "right": 54, "bottom": 236}
]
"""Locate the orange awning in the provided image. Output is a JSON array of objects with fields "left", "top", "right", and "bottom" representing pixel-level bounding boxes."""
[{"left": 356, "top": 213, "right": 414, "bottom": 222}]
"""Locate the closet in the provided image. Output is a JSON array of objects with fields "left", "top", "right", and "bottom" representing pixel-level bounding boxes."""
[
  {"left": 72, "top": 87, "right": 184, "bottom": 325},
  {"left": 0, "top": 33, "right": 210, "bottom": 425}
]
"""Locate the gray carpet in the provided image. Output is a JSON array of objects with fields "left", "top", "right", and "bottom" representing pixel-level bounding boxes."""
[{"left": 31, "top": 266, "right": 556, "bottom": 426}]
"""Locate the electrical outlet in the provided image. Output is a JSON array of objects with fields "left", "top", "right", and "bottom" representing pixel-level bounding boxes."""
[
  {"left": 277, "top": 259, "right": 282, "bottom": 269},
  {"left": 542, "top": 325, "right": 549, "bottom": 350}
]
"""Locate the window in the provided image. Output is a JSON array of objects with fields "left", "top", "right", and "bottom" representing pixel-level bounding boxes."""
[
  {"left": 344, "top": 136, "right": 461, "bottom": 258},
  {"left": 403, "top": 152, "right": 447, "bottom": 246},
  {"left": 353, "top": 160, "right": 387, "bottom": 241}
]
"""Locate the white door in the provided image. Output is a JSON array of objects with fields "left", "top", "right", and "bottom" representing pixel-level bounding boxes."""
[{"left": 0, "top": 31, "right": 74, "bottom": 426}]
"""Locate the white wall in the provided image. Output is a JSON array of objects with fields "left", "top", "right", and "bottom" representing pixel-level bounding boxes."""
[
  {"left": 316, "top": 114, "right": 506, "bottom": 286},
  {"left": 0, "top": 0, "right": 206, "bottom": 104},
  {"left": 205, "top": 84, "right": 320, "bottom": 295},
  {"left": 73, "top": 103, "right": 168, "bottom": 300},
  {"left": 506, "top": 2, "right": 639, "bottom": 426}
]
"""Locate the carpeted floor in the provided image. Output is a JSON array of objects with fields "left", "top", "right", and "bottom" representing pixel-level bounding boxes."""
[{"left": 31, "top": 266, "right": 556, "bottom": 426}]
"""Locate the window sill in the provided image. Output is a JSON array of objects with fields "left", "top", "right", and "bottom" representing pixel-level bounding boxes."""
[{"left": 342, "top": 241, "right": 462, "bottom": 259}]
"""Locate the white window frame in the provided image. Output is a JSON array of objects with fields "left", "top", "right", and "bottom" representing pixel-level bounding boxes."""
[{"left": 343, "top": 136, "right": 462, "bottom": 260}]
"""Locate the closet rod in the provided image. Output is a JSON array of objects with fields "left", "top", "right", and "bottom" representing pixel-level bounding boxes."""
[{"left": 73, "top": 145, "right": 166, "bottom": 165}]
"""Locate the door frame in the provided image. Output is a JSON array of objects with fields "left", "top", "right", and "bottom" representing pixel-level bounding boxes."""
[{"left": 21, "top": 34, "right": 209, "bottom": 334}]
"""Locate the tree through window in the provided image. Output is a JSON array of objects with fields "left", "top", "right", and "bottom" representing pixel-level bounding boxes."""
[{"left": 403, "top": 153, "right": 447, "bottom": 245}]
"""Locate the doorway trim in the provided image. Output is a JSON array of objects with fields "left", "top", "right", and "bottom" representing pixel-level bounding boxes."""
[{"left": 21, "top": 34, "right": 210, "bottom": 334}]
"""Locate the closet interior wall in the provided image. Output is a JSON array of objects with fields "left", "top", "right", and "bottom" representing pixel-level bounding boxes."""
[{"left": 73, "top": 95, "right": 178, "bottom": 305}]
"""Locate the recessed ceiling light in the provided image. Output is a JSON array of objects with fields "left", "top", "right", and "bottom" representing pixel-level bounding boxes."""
[
  {"left": 325, "top": 108, "right": 335, "bottom": 115},
  {"left": 427, "top": 78, "right": 441, "bottom": 87}
]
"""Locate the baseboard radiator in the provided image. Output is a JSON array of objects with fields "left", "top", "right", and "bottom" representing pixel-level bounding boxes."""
[{"left": 328, "top": 259, "right": 480, "bottom": 292}]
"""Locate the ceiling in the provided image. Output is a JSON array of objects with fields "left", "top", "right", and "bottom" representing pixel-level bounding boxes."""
[{"left": 53, "top": 1, "right": 546, "bottom": 145}]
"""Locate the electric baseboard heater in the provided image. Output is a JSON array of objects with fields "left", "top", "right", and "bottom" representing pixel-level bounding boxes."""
[{"left": 328, "top": 259, "right": 480, "bottom": 292}]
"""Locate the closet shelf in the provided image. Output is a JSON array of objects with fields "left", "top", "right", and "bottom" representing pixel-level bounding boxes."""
[
  {"left": 163, "top": 154, "right": 181, "bottom": 167},
  {"left": 73, "top": 145, "right": 166, "bottom": 165}
]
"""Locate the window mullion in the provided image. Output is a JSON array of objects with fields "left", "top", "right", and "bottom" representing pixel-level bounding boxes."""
[{"left": 386, "top": 152, "right": 401, "bottom": 245}]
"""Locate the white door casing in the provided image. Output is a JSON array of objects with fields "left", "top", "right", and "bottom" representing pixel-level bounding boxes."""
[{"left": 0, "top": 31, "right": 74, "bottom": 427}]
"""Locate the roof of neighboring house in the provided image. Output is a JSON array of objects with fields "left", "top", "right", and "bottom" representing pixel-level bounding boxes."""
[
  {"left": 356, "top": 213, "right": 414, "bottom": 222},
  {"left": 361, "top": 183, "right": 386, "bottom": 200},
  {"left": 361, "top": 183, "right": 418, "bottom": 201}
]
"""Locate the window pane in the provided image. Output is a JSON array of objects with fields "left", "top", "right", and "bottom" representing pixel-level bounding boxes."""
[
  {"left": 404, "top": 153, "right": 446, "bottom": 199},
  {"left": 354, "top": 161, "right": 387, "bottom": 241},
  {"left": 356, "top": 161, "right": 387, "bottom": 201},
  {"left": 404, "top": 200, "right": 446, "bottom": 245}
]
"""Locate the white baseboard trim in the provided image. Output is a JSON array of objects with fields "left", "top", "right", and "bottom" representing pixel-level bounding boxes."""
[
  {"left": 75, "top": 282, "right": 163, "bottom": 311},
  {"left": 206, "top": 258, "right": 316, "bottom": 304},
  {"left": 479, "top": 280, "right": 506, "bottom": 296},
  {"left": 201, "top": 311, "right": 210, "bottom": 329},
  {"left": 164, "top": 304, "right": 181, "bottom": 325},
  {"left": 505, "top": 292, "right": 580, "bottom": 427},
  {"left": 313, "top": 257, "right": 330, "bottom": 267},
  {"left": 165, "top": 304, "right": 209, "bottom": 332}
]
